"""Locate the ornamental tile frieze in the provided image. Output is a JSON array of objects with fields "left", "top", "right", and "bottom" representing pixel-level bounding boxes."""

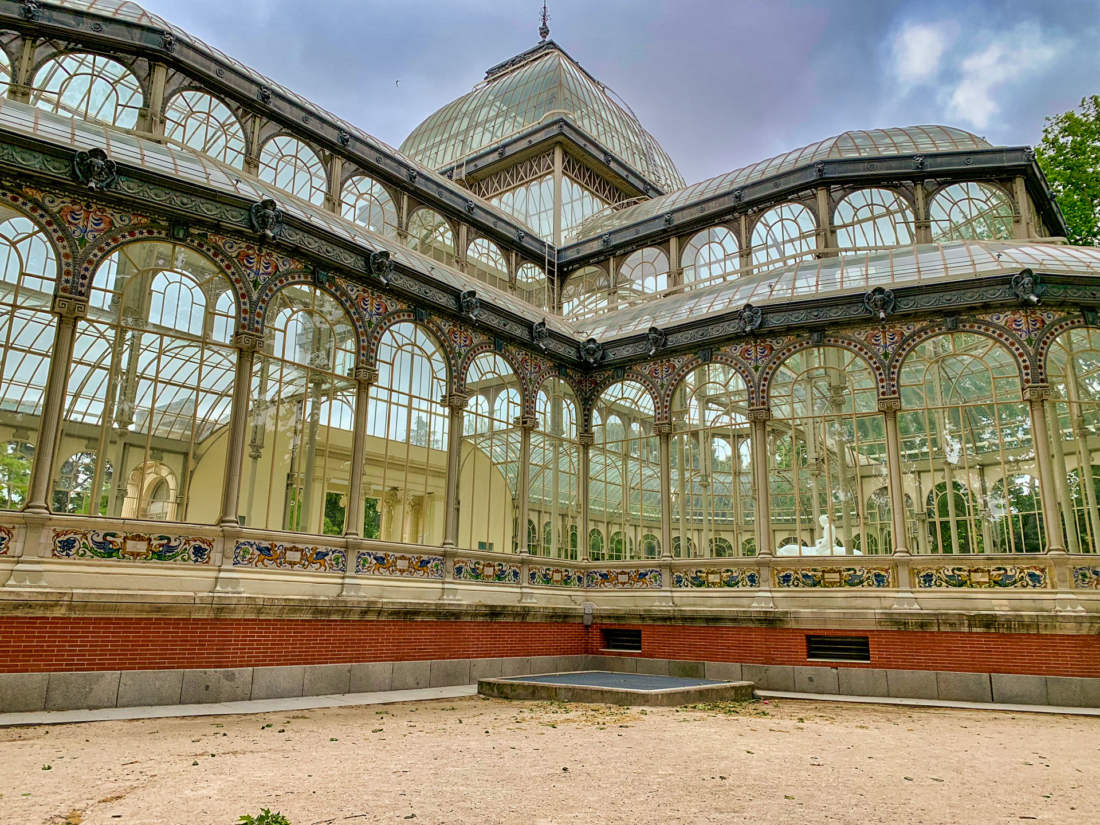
[
  {"left": 912, "top": 564, "right": 1048, "bottom": 589},
  {"left": 774, "top": 566, "right": 893, "bottom": 588},
  {"left": 1072, "top": 566, "right": 1100, "bottom": 590},
  {"left": 355, "top": 551, "right": 444, "bottom": 579},
  {"left": 674, "top": 567, "right": 759, "bottom": 588},
  {"left": 585, "top": 568, "right": 663, "bottom": 589},
  {"left": 53, "top": 529, "right": 212, "bottom": 564},
  {"left": 233, "top": 540, "right": 346, "bottom": 573},
  {"left": 452, "top": 557, "right": 521, "bottom": 584},
  {"left": 41, "top": 192, "right": 149, "bottom": 249},
  {"left": 0, "top": 524, "right": 12, "bottom": 555},
  {"left": 528, "top": 565, "right": 584, "bottom": 587}
]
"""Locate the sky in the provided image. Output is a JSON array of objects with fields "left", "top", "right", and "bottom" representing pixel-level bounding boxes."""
[{"left": 138, "top": 0, "right": 1100, "bottom": 187}]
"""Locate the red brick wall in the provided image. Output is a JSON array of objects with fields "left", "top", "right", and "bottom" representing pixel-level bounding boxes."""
[
  {"left": 592, "top": 624, "right": 1100, "bottom": 678},
  {"left": 2, "top": 617, "right": 1096, "bottom": 677}
]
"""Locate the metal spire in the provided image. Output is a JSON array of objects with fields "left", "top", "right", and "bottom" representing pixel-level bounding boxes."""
[{"left": 538, "top": 2, "right": 550, "bottom": 41}]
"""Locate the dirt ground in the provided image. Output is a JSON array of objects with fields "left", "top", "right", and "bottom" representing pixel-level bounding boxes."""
[{"left": 0, "top": 696, "right": 1097, "bottom": 825}]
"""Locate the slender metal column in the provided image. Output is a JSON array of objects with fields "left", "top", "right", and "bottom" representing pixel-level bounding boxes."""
[
  {"left": 1026, "top": 386, "right": 1067, "bottom": 553},
  {"left": 9, "top": 37, "right": 35, "bottom": 103},
  {"left": 913, "top": 182, "right": 932, "bottom": 244},
  {"left": 552, "top": 144, "right": 563, "bottom": 247},
  {"left": 879, "top": 397, "right": 910, "bottom": 554},
  {"left": 748, "top": 408, "right": 772, "bottom": 556},
  {"left": 578, "top": 432, "right": 593, "bottom": 561},
  {"left": 343, "top": 366, "right": 378, "bottom": 537},
  {"left": 515, "top": 415, "right": 537, "bottom": 552},
  {"left": 24, "top": 296, "right": 85, "bottom": 513},
  {"left": 657, "top": 422, "right": 672, "bottom": 558},
  {"left": 218, "top": 331, "right": 262, "bottom": 526},
  {"left": 145, "top": 63, "right": 168, "bottom": 137},
  {"left": 441, "top": 392, "right": 468, "bottom": 548}
]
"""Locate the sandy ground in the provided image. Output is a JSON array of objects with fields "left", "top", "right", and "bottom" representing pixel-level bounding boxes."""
[{"left": 0, "top": 696, "right": 1097, "bottom": 825}]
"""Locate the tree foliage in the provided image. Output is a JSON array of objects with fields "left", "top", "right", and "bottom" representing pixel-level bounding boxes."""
[{"left": 1036, "top": 95, "right": 1100, "bottom": 246}]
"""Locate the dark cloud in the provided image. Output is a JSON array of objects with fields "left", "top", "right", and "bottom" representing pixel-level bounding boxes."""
[{"left": 141, "top": 0, "right": 1100, "bottom": 185}]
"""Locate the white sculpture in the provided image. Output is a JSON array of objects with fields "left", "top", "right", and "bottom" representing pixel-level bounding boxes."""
[{"left": 776, "top": 514, "right": 860, "bottom": 556}]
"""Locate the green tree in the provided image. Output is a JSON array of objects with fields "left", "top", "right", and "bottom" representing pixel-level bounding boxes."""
[{"left": 1036, "top": 95, "right": 1100, "bottom": 246}]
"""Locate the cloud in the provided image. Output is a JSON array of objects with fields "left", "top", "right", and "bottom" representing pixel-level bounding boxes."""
[
  {"left": 891, "top": 22, "right": 954, "bottom": 88},
  {"left": 946, "top": 24, "right": 1060, "bottom": 130}
]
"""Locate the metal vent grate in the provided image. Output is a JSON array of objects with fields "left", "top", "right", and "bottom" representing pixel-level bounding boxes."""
[
  {"left": 601, "top": 628, "right": 642, "bottom": 652},
  {"left": 806, "top": 635, "right": 870, "bottom": 662}
]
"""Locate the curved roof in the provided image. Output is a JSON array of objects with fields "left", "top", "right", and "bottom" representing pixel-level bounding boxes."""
[
  {"left": 400, "top": 42, "right": 684, "bottom": 193},
  {"left": 570, "top": 126, "right": 994, "bottom": 240}
]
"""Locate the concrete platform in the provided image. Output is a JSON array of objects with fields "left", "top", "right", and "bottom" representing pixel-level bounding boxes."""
[{"left": 478, "top": 670, "right": 755, "bottom": 706}]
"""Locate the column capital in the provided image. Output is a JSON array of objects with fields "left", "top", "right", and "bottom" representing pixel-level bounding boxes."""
[
  {"left": 1023, "top": 384, "right": 1051, "bottom": 402},
  {"left": 442, "top": 392, "right": 468, "bottom": 411},
  {"left": 577, "top": 432, "right": 594, "bottom": 446},
  {"left": 877, "top": 395, "right": 902, "bottom": 413},
  {"left": 746, "top": 407, "right": 771, "bottom": 423},
  {"left": 354, "top": 365, "right": 379, "bottom": 386},
  {"left": 52, "top": 295, "right": 87, "bottom": 319},
  {"left": 654, "top": 421, "right": 672, "bottom": 435},
  {"left": 231, "top": 331, "right": 265, "bottom": 352},
  {"left": 514, "top": 415, "right": 538, "bottom": 431}
]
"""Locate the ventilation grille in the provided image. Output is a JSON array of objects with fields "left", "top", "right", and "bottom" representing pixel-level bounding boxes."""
[
  {"left": 601, "top": 628, "right": 642, "bottom": 652},
  {"left": 806, "top": 635, "right": 870, "bottom": 662}
]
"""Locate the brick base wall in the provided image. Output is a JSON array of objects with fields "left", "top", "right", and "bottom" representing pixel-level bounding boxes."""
[{"left": 3, "top": 617, "right": 1097, "bottom": 678}]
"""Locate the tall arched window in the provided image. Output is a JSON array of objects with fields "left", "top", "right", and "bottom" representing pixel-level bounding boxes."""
[
  {"left": 0, "top": 205, "right": 60, "bottom": 511},
  {"left": 590, "top": 381, "right": 658, "bottom": 561},
  {"left": 899, "top": 333, "right": 1040, "bottom": 553},
  {"left": 407, "top": 209, "right": 455, "bottom": 267},
  {"left": 243, "top": 286, "right": 355, "bottom": 534},
  {"left": 751, "top": 203, "right": 816, "bottom": 272},
  {"left": 682, "top": 227, "right": 739, "bottom": 287},
  {"left": 163, "top": 90, "right": 246, "bottom": 168},
  {"left": 258, "top": 135, "right": 327, "bottom": 206},
  {"left": 531, "top": 378, "right": 580, "bottom": 559},
  {"left": 340, "top": 175, "right": 398, "bottom": 238},
  {"left": 561, "top": 266, "right": 610, "bottom": 320},
  {"left": 929, "top": 182, "right": 1013, "bottom": 241},
  {"left": 619, "top": 247, "right": 669, "bottom": 297},
  {"left": 367, "top": 322, "right": 448, "bottom": 545},
  {"left": 670, "top": 363, "right": 753, "bottom": 558},
  {"left": 459, "top": 353, "right": 520, "bottom": 553},
  {"left": 31, "top": 53, "right": 143, "bottom": 127},
  {"left": 1045, "top": 327, "right": 1100, "bottom": 553},
  {"left": 57, "top": 242, "right": 237, "bottom": 523},
  {"left": 466, "top": 238, "right": 509, "bottom": 292},
  {"left": 768, "top": 348, "right": 886, "bottom": 556},
  {"left": 516, "top": 263, "right": 551, "bottom": 311},
  {"left": 834, "top": 188, "right": 914, "bottom": 253}
]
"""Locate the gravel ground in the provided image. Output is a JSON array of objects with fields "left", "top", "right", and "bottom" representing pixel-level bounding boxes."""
[{"left": 0, "top": 696, "right": 1097, "bottom": 825}]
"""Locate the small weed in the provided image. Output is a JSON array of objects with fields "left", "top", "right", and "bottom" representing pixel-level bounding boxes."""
[
  {"left": 41, "top": 764, "right": 51, "bottom": 771},
  {"left": 238, "top": 809, "right": 291, "bottom": 825}
]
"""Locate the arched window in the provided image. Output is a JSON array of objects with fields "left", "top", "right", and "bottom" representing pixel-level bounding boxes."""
[
  {"left": 834, "top": 188, "right": 914, "bottom": 252},
  {"left": 163, "top": 90, "right": 246, "bottom": 168},
  {"left": 591, "top": 381, "right": 658, "bottom": 561},
  {"left": 52, "top": 451, "right": 112, "bottom": 515},
  {"left": 588, "top": 527, "right": 604, "bottom": 560},
  {"left": 641, "top": 533, "right": 661, "bottom": 558},
  {"left": 671, "top": 363, "right": 753, "bottom": 558},
  {"left": 929, "top": 182, "right": 1013, "bottom": 241},
  {"left": 407, "top": 209, "right": 455, "bottom": 267},
  {"left": 899, "top": 333, "right": 1039, "bottom": 554},
  {"left": 515, "top": 262, "right": 551, "bottom": 310},
  {"left": 1044, "top": 327, "right": 1100, "bottom": 553},
  {"left": 31, "top": 53, "right": 143, "bottom": 127},
  {"left": 989, "top": 474, "right": 1044, "bottom": 554},
  {"left": 0, "top": 205, "right": 60, "bottom": 511},
  {"left": 672, "top": 535, "right": 697, "bottom": 556},
  {"left": 340, "top": 175, "right": 398, "bottom": 238},
  {"left": 368, "top": 322, "right": 448, "bottom": 545},
  {"left": 531, "top": 377, "right": 580, "bottom": 559},
  {"left": 244, "top": 285, "right": 355, "bottom": 534},
  {"left": 258, "top": 135, "right": 327, "bottom": 206},
  {"left": 0, "top": 47, "right": 11, "bottom": 96},
  {"left": 768, "top": 348, "right": 885, "bottom": 556},
  {"left": 459, "top": 353, "right": 521, "bottom": 553},
  {"left": 682, "top": 227, "right": 739, "bottom": 287},
  {"left": 751, "top": 202, "right": 816, "bottom": 272},
  {"left": 58, "top": 241, "right": 237, "bottom": 524},
  {"left": 620, "top": 247, "right": 669, "bottom": 297},
  {"left": 466, "top": 238, "right": 509, "bottom": 291},
  {"left": 561, "top": 266, "right": 610, "bottom": 320}
]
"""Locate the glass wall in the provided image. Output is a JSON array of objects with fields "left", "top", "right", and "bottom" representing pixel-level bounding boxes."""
[
  {"left": 341, "top": 175, "right": 399, "bottom": 238},
  {"left": 681, "top": 227, "right": 739, "bottom": 288},
  {"left": 466, "top": 238, "right": 510, "bottom": 292},
  {"left": 530, "top": 377, "right": 581, "bottom": 558},
  {"left": 0, "top": 206, "right": 59, "bottom": 511},
  {"left": 258, "top": 135, "right": 328, "bottom": 207},
  {"left": 899, "top": 333, "right": 1041, "bottom": 554},
  {"left": 406, "top": 209, "right": 456, "bottom": 267},
  {"left": 56, "top": 241, "right": 236, "bottom": 523},
  {"left": 243, "top": 285, "right": 354, "bottom": 533},
  {"left": 163, "top": 90, "right": 246, "bottom": 169},
  {"left": 751, "top": 203, "right": 816, "bottom": 273},
  {"left": 768, "top": 348, "right": 887, "bottom": 556},
  {"left": 834, "top": 188, "right": 914, "bottom": 253},
  {"left": 670, "top": 363, "right": 754, "bottom": 558},
  {"left": 366, "top": 322, "right": 448, "bottom": 545},
  {"left": 929, "top": 182, "right": 1013, "bottom": 242},
  {"left": 458, "top": 353, "right": 520, "bottom": 553},
  {"left": 31, "top": 53, "right": 143, "bottom": 128},
  {"left": 590, "top": 381, "right": 659, "bottom": 559}
]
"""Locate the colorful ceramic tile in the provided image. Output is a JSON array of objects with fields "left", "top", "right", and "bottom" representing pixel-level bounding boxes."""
[
  {"left": 584, "top": 568, "right": 663, "bottom": 589},
  {"left": 52, "top": 529, "right": 211, "bottom": 564},
  {"left": 673, "top": 568, "right": 759, "bottom": 588},
  {"left": 452, "top": 558, "right": 521, "bottom": 584},
  {"left": 528, "top": 566, "right": 584, "bottom": 587},
  {"left": 1072, "top": 566, "right": 1100, "bottom": 590},
  {"left": 355, "top": 551, "right": 444, "bottom": 579},
  {"left": 0, "top": 524, "right": 12, "bottom": 555},
  {"left": 913, "top": 565, "right": 1048, "bottom": 589},
  {"left": 774, "top": 566, "right": 893, "bottom": 588},
  {"left": 233, "top": 540, "right": 346, "bottom": 573}
]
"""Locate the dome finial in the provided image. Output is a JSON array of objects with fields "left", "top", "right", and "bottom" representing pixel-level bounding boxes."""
[{"left": 538, "top": 2, "right": 550, "bottom": 41}]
